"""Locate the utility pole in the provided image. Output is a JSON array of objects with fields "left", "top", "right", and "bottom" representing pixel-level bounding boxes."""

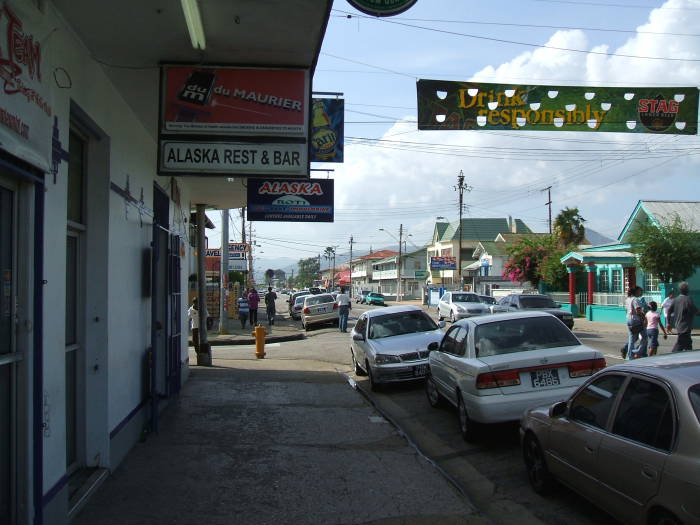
[
  {"left": 349, "top": 235, "right": 354, "bottom": 298},
  {"left": 397, "top": 224, "right": 403, "bottom": 301},
  {"left": 454, "top": 170, "right": 472, "bottom": 290},
  {"left": 241, "top": 207, "right": 249, "bottom": 288},
  {"left": 195, "top": 204, "right": 211, "bottom": 366},
  {"left": 332, "top": 248, "right": 336, "bottom": 291},
  {"left": 543, "top": 186, "right": 553, "bottom": 234},
  {"left": 219, "top": 209, "right": 229, "bottom": 334}
]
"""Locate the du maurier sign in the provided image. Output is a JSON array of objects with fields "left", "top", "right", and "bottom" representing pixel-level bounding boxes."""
[{"left": 417, "top": 79, "right": 698, "bottom": 135}]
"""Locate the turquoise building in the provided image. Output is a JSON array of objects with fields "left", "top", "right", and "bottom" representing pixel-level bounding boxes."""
[{"left": 558, "top": 200, "right": 700, "bottom": 327}]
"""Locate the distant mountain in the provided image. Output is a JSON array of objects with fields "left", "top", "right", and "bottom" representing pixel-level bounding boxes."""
[
  {"left": 252, "top": 256, "right": 299, "bottom": 282},
  {"left": 585, "top": 228, "right": 614, "bottom": 246}
]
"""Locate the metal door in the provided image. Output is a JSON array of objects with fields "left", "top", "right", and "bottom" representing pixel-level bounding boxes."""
[{"left": 167, "top": 234, "right": 182, "bottom": 395}]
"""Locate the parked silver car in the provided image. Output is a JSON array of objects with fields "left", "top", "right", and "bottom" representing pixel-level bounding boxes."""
[
  {"left": 492, "top": 294, "right": 574, "bottom": 329},
  {"left": 351, "top": 305, "right": 445, "bottom": 391},
  {"left": 301, "top": 293, "right": 338, "bottom": 330},
  {"left": 437, "top": 291, "right": 491, "bottom": 322},
  {"left": 520, "top": 352, "right": 700, "bottom": 525}
]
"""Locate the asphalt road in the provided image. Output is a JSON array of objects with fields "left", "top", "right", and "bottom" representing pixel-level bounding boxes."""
[{"left": 274, "top": 295, "right": 644, "bottom": 524}]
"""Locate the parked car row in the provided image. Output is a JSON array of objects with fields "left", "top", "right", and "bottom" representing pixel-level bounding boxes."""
[{"left": 349, "top": 305, "right": 700, "bottom": 525}]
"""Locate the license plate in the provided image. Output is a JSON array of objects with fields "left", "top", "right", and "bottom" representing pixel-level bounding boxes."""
[
  {"left": 317, "top": 308, "right": 327, "bottom": 313},
  {"left": 413, "top": 364, "right": 428, "bottom": 377},
  {"left": 530, "top": 368, "right": 560, "bottom": 388}
]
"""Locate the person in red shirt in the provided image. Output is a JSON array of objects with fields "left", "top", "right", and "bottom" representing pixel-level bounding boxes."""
[{"left": 247, "top": 287, "right": 260, "bottom": 326}]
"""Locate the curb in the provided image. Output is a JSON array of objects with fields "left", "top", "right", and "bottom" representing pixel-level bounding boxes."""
[{"left": 190, "top": 333, "right": 306, "bottom": 346}]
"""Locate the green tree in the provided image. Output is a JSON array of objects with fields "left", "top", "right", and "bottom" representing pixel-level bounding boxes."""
[
  {"left": 503, "top": 234, "right": 568, "bottom": 288},
  {"left": 629, "top": 214, "right": 700, "bottom": 283},
  {"left": 554, "top": 207, "right": 586, "bottom": 247},
  {"left": 296, "top": 256, "right": 320, "bottom": 288}
]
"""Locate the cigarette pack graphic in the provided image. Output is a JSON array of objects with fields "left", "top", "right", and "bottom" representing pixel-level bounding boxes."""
[{"left": 178, "top": 70, "right": 215, "bottom": 106}]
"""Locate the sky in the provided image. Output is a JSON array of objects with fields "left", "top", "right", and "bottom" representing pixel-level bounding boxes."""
[{"left": 207, "top": 0, "right": 700, "bottom": 273}]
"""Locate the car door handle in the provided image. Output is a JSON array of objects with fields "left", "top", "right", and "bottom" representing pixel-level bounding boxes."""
[
  {"left": 641, "top": 466, "right": 657, "bottom": 480},
  {"left": 584, "top": 445, "right": 595, "bottom": 454}
]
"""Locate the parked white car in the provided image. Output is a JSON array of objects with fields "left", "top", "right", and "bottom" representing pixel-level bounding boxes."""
[
  {"left": 351, "top": 305, "right": 446, "bottom": 391},
  {"left": 301, "top": 293, "right": 338, "bottom": 330},
  {"left": 437, "top": 291, "right": 491, "bottom": 322},
  {"left": 426, "top": 311, "right": 605, "bottom": 441}
]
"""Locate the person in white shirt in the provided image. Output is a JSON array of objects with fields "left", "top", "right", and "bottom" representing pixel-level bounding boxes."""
[
  {"left": 336, "top": 290, "right": 352, "bottom": 332},
  {"left": 187, "top": 297, "right": 208, "bottom": 353},
  {"left": 661, "top": 291, "right": 675, "bottom": 334}
]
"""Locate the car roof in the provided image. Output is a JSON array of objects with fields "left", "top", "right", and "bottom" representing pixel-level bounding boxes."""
[
  {"left": 604, "top": 351, "right": 700, "bottom": 389},
  {"left": 465, "top": 310, "right": 557, "bottom": 325},
  {"left": 364, "top": 305, "right": 423, "bottom": 318}
]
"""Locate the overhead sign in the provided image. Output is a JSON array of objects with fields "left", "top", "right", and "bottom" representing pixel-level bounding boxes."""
[
  {"left": 0, "top": 1, "right": 53, "bottom": 171},
  {"left": 347, "top": 0, "right": 418, "bottom": 16},
  {"left": 310, "top": 98, "right": 344, "bottom": 162},
  {"left": 430, "top": 256, "right": 457, "bottom": 270},
  {"left": 159, "top": 141, "right": 307, "bottom": 176},
  {"left": 246, "top": 179, "right": 334, "bottom": 223},
  {"left": 161, "top": 65, "right": 309, "bottom": 137},
  {"left": 417, "top": 80, "right": 699, "bottom": 135}
]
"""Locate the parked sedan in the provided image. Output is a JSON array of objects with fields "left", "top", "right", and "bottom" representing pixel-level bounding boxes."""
[
  {"left": 290, "top": 294, "right": 310, "bottom": 320},
  {"left": 520, "top": 352, "right": 700, "bottom": 525},
  {"left": 351, "top": 305, "right": 446, "bottom": 391},
  {"left": 426, "top": 311, "right": 604, "bottom": 441},
  {"left": 493, "top": 294, "right": 574, "bottom": 329},
  {"left": 437, "top": 291, "right": 491, "bottom": 322},
  {"left": 301, "top": 293, "right": 338, "bottom": 330}
]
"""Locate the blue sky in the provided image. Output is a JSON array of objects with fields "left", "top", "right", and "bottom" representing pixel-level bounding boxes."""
[{"left": 208, "top": 0, "right": 700, "bottom": 271}]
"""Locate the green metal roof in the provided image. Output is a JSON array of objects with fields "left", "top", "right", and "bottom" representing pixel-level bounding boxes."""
[
  {"left": 474, "top": 241, "right": 509, "bottom": 257},
  {"left": 438, "top": 218, "right": 531, "bottom": 242}
]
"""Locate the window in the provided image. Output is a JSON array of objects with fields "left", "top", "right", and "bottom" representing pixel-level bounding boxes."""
[
  {"left": 599, "top": 271, "right": 609, "bottom": 293},
  {"left": 690, "top": 384, "right": 700, "bottom": 424},
  {"left": 570, "top": 374, "right": 625, "bottom": 429},
  {"left": 354, "top": 316, "right": 367, "bottom": 336},
  {"left": 612, "top": 378, "right": 674, "bottom": 451},
  {"left": 440, "top": 326, "right": 463, "bottom": 355},
  {"left": 367, "top": 311, "right": 438, "bottom": 339},
  {"left": 474, "top": 316, "right": 579, "bottom": 357},
  {"left": 645, "top": 272, "right": 661, "bottom": 293},
  {"left": 452, "top": 293, "right": 479, "bottom": 303},
  {"left": 611, "top": 269, "right": 622, "bottom": 293},
  {"left": 519, "top": 296, "right": 556, "bottom": 308}
]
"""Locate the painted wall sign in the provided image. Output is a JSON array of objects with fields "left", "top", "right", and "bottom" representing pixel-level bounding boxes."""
[
  {"left": 310, "top": 98, "right": 344, "bottom": 162},
  {"left": 414, "top": 269, "right": 429, "bottom": 279},
  {"left": 430, "top": 256, "right": 456, "bottom": 270},
  {"left": 159, "top": 141, "right": 307, "bottom": 176},
  {"left": 347, "top": 0, "right": 418, "bottom": 16},
  {"left": 161, "top": 65, "right": 309, "bottom": 137},
  {"left": 246, "top": 178, "right": 334, "bottom": 223},
  {"left": 417, "top": 80, "right": 699, "bottom": 135},
  {"left": 0, "top": 1, "right": 53, "bottom": 171}
]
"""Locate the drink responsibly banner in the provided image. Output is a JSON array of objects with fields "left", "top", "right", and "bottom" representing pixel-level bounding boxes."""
[
  {"left": 417, "top": 80, "right": 699, "bottom": 135},
  {"left": 430, "top": 256, "right": 457, "bottom": 270},
  {"left": 247, "top": 179, "right": 334, "bottom": 223},
  {"left": 310, "top": 98, "right": 344, "bottom": 163}
]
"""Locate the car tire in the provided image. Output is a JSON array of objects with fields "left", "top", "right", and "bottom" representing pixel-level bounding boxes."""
[
  {"left": 425, "top": 374, "right": 444, "bottom": 407},
  {"left": 450, "top": 311, "right": 456, "bottom": 323},
  {"left": 367, "top": 360, "right": 381, "bottom": 392},
  {"left": 352, "top": 351, "right": 366, "bottom": 376},
  {"left": 438, "top": 309, "right": 444, "bottom": 321},
  {"left": 523, "top": 434, "right": 555, "bottom": 495},
  {"left": 457, "top": 392, "right": 478, "bottom": 442},
  {"left": 650, "top": 509, "right": 682, "bottom": 525}
]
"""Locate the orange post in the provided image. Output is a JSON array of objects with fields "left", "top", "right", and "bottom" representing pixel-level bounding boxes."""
[{"left": 252, "top": 325, "right": 266, "bottom": 359}]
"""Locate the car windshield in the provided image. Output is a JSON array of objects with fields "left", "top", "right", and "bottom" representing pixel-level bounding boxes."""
[
  {"left": 479, "top": 296, "right": 496, "bottom": 304},
  {"left": 368, "top": 311, "right": 438, "bottom": 339},
  {"left": 519, "top": 296, "right": 556, "bottom": 308},
  {"left": 690, "top": 384, "right": 700, "bottom": 423},
  {"left": 370, "top": 293, "right": 384, "bottom": 298},
  {"left": 474, "top": 316, "right": 579, "bottom": 357},
  {"left": 305, "top": 294, "right": 334, "bottom": 306},
  {"left": 452, "top": 293, "right": 479, "bottom": 303}
]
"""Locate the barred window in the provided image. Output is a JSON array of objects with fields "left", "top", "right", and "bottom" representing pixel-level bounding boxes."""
[
  {"left": 612, "top": 270, "right": 622, "bottom": 293},
  {"left": 645, "top": 272, "right": 661, "bottom": 293},
  {"left": 599, "top": 271, "right": 609, "bottom": 293}
]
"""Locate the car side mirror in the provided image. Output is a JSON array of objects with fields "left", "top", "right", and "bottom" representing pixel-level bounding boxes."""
[
  {"left": 438, "top": 321, "right": 446, "bottom": 329},
  {"left": 549, "top": 401, "right": 567, "bottom": 418},
  {"left": 352, "top": 333, "right": 365, "bottom": 341},
  {"left": 427, "top": 342, "right": 439, "bottom": 352}
]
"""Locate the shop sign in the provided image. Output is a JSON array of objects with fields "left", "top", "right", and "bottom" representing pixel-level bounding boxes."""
[
  {"left": 160, "top": 65, "right": 309, "bottom": 138},
  {"left": 159, "top": 141, "right": 307, "bottom": 176},
  {"left": 246, "top": 178, "right": 334, "bottom": 223},
  {"left": 310, "top": 98, "right": 344, "bottom": 162},
  {"left": 414, "top": 269, "right": 429, "bottom": 279},
  {"left": 0, "top": 1, "right": 53, "bottom": 171},
  {"left": 417, "top": 79, "right": 698, "bottom": 135},
  {"left": 430, "top": 256, "right": 456, "bottom": 270},
  {"left": 347, "top": 0, "right": 418, "bottom": 16}
]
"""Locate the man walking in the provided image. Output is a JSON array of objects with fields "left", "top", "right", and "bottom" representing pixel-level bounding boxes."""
[
  {"left": 188, "top": 297, "right": 207, "bottom": 353},
  {"left": 336, "top": 288, "right": 351, "bottom": 333},
  {"left": 661, "top": 290, "right": 675, "bottom": 334},
  {"left": 669, "top": 282, "right": 699, "bottom": 352},
  {"left": 265, "top": 286, "right": 278, "bottom": 326}
]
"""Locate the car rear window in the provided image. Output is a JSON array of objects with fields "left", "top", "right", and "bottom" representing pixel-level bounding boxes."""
[
  {"left": 305, "top": 294, "right": 334, "bottom": 306},
  {"left": 475, "top": 316, "right": 580, "bottom": 356},
  {"left": 690, "top": 384, "right": 700, "bottom": 423},
  {"left": 519, "top": 296, "right": 556, "bottom": 308}
]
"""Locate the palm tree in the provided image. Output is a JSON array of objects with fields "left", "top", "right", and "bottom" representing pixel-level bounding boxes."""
[
  {"left": 323, "top": 246, "right": 335, "bottom": 286},
  {"left": 554, "top": 207, "right": 586, "bottom": 247}
]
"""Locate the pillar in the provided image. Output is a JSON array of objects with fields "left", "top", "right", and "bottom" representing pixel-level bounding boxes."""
[
  {"left": 196, "top": 204, "right": 212, "bottom": 366},
  {"left": 586, "top": 264, "right": 596, "bottom": 307},
  {"left": 567, "top": 265, "right": 576, "bottom": 306}
]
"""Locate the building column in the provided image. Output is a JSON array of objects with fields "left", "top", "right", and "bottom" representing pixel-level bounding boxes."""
[
  {"left": 567, "top": 265, "right": 576, "bottom": 306},
  {"left": 586, "top": 264, "right": 596, "bottom": 306}
]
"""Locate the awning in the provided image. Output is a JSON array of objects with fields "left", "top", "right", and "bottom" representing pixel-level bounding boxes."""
[
  {"left": 335, "top": 270, "right": 351, "bottom": 286},
  {"left": 560, "top": 250, "right": 636, "bottom": 265}
]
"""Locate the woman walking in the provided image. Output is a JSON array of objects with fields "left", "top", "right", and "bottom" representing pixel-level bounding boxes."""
[{"left": 624, "top": 286, "right": 647, "bottom": 360}]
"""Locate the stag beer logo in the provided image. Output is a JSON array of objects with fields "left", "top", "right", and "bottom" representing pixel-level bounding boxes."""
[{"left": 638, "top": 95, "right": 679, "bottom": 132}]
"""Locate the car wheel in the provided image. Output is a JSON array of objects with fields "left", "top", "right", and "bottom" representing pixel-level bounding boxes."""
[
  {"left": 366, "top": 361, "right": 381, "bottom": 392},
  {"left": 425, "top": 374, "right": 444, "bottom": 407},
  {"left": 450, "top": 311, "right": 456, "bottom": 323},
  {"left": 650, "top": 510, "right": 682, "bottom": 525},
  {"left": 523, "top": 434, "right": 555, "bottom": 495},
  {"left": 437, "top": 309, "right": 444, "bottom": 321},
  {"left": 457, "top": 392, "right": 478, "bottom": 442},
  {"left": 352, "top": 351, "right": 366, "bottom": 376}
]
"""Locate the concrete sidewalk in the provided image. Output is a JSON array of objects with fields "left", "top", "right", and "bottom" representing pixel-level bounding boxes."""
[{"left": 73, "top": 350, "right": 481, "bottom": 525}]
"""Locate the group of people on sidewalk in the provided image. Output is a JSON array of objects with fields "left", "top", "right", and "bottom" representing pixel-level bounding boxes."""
[
  {"left": 624, "top": 281, "right": 699, "bottom": 360},
  {"left": 236, "top": 286, "right": 278, "bottom": 329}
]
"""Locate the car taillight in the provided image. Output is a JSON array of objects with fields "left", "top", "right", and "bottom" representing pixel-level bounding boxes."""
[
  {"left": 476, "top": 369, "right": 521, "bottom": 389},
  {"left": 568, "top": 358, "right": 606, "bottom": 378},
  {"left": 303, "top": 307, "right": 310, "bottom": 314},
  {"left": 333, "top": 303, "right": 338, "bottom": 310}
]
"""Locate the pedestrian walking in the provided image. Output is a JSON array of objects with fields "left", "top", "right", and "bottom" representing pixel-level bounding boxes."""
[
  {"left": 265, "top": 286, "right": 277, "bottom": 326},
  {"left": 668, "top": 281, "right": 699, "bottom": 352},
  {"left": 237, "top": 292, "right": 250, "bottom": 329},
  {"left": 624, "top": 286, "right": 647, "bottom": 360},
  {"left": 187, "top": 297, "right": 208, "bottom": 353},
  {"left": 336, "top": 289, "right": 351, "bottom": 332},
  {"left": 661, "top": 290, "right": 675, "bottom": 334},
  {"left": 645, "top": 301, "right": 667, "bottom": 357},
  {"left": 247, "top": 287, "right": 260, "bottom": 326}
]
